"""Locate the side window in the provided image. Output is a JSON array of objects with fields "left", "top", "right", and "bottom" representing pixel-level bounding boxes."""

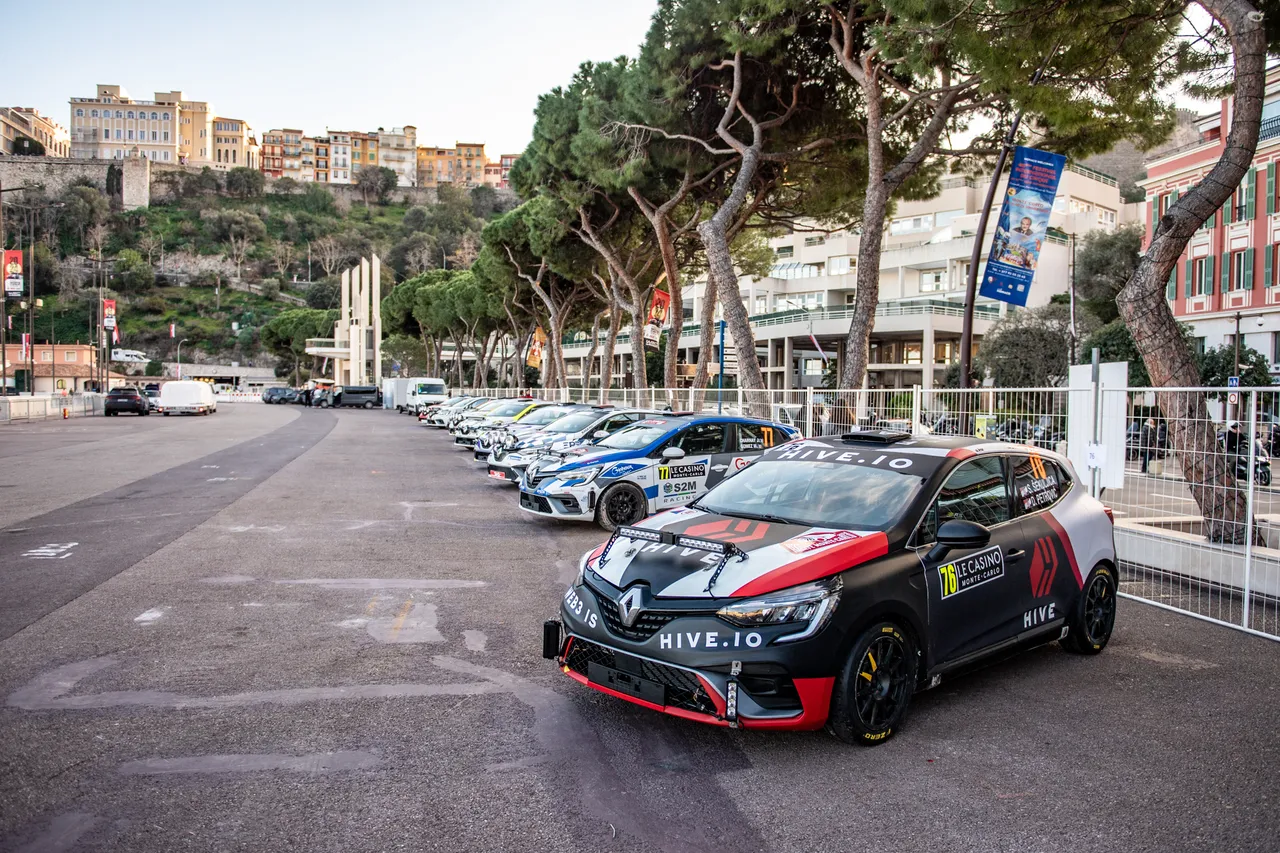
[
  {"left": 601, "top": 415, "right": 633, "bottom": 432},
  {"left": 919, "top": 457, "right": 1011, "bottom": 542},
  {"left": 1012, "top": 453, "right": 1067, "bottom": 515},
  {"left": 737, "top": 422, "right": 779, "bottom": 452},
  {"left": 676, "top": 423, "right": 727, "bottom": 455}
]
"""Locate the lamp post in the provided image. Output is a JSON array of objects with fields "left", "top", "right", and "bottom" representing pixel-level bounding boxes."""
[
  {"left": 0, "top": 181, "right": 36, "bottom": 396},
  {"left": 176, "top": 339, "right": 189, "bottom": 379},
  {"left": 12, "top": 200, "right": 65, "bottom": 395}
]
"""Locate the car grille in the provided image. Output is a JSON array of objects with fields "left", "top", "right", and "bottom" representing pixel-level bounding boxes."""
[
  {"left": 527, "top": 471, "right": 555, "bottom": 490},
  {"left": 565, "top": 638, "right": 718, "bottom": 717},
  {"left": 521, "top": 492, "right": 552, "bottom": 513},
  {"left": 595, "top": 595, "right": 682, "bottom": 642}
]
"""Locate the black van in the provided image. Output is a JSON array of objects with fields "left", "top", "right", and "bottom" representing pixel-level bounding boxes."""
[{"left": 327, "top": 385, "right": 382, "bottom": 409}]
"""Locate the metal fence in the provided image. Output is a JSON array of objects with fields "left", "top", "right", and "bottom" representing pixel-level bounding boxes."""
[
  {"left": 0, "top": 394, "right": 103, "bottom": 424},
  {"left": 459, "top": 382, "right": 1280, "bottom": 641}
]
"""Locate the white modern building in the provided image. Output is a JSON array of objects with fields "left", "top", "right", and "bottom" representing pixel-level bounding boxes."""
[
  {"left": 305, "top": 255, "right": 383, "bottom": 386},
  {"left": 69, "top": 85, "right": 179, "bottom": 162},
  {"left": 561, "top": 163, "right": 1134, "bottom": 390},
  {"left": 328, "top": 131, "right": 352, "bottom": 185},
  {"left": 377, "top": 126, "right": 417, "bottom": 186}
]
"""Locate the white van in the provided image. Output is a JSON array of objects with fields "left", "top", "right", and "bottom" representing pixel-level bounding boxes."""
[
  {"left": 159, "top": 380, "right": 217, "bottom": 415},
  {"left": 405, "top": 377, "right": 449, "bottom": 414}
]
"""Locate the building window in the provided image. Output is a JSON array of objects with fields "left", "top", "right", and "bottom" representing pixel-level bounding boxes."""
[
  {"left": 934, "top": 209, "right": 965, "bottom": 228},
  {"left": 163, "top": 131, "right": 169, "bottom": 142},
  {"left": 126, "top": 111, "right": 135, "bottom": 119},
  {"left": 902, "top": 343, "right": 923, "bottom": 365},
  {"left": 889, "top": 214, "right": 933, "bottom": 235},
  {"left": 920, "top": 269, "right": 947, "bottom": 292},
  {"left": 41, "top": 351, "right": 52, "bottom": 362},
  {"left": 90, "top": 109, "right": 98, "bottom": 118},
  {"left": 64, "top": 351, "right": 76, "bottom": 362},
  {"left": 804, "top": 235, "right": 826, "bottom": 247},
  {"left": 1194, "top": 337, "right": 1207, "bottom": 356},
  {"left": 827, "top": 256, "right": 854, "bottom": 276},
  {"left": 114, "top": 129, "right": 121, "bottom": 139},
  {"left": 1231, "top": 249, "right": 1252, "bottom": 291},
  {"left": 1097, "top": 208, "right": 1117, "bottom": 226},
  {"left": 75, "top": 108, "right": 84, "bottom": 117},
  {"left": 103, "top": 129, "right": 109, "bottom": 139},
  {"left": 775, "top": 245, "right": 795, "bottom": 259},
  {"left": 127, "top": 130, "right": 134, "bottom": 140},
  {"left": 163, "top": 112, "right": 170, "bottom": 120},
  {"left": 163, "top": 151, "right": 170, "bottom": 161},
  {"left": 1193, "top": 258, "right": 1209, "bottom": 295}
]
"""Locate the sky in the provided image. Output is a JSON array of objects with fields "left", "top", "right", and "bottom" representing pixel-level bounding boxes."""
[{"left": 6, "top": 0, "right": 661, "bottom": 156}]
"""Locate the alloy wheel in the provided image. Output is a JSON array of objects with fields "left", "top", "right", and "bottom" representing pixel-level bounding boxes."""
[{"left": 854, "top": 634, "right": 912, "bottom": 731}]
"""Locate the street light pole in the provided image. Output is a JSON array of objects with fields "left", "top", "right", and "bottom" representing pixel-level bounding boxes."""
[
  {"left": 1234, "top": 310, "right": 1242, "bottom": 422},
  {"left": 177, "top": 338, "right": 189, "bottom": 379}
]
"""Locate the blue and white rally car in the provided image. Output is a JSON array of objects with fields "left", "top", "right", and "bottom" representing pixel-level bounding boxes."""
[
  {"left": 486, "top": 407, "right": 656, "bottom": 484},
  {"left": 519, "top": 414, "right": 802, "bottom": 530}
]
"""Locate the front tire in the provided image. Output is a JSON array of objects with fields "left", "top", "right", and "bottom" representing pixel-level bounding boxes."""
[
  {"left": 595, "top": 482, "right": 647, "bottom": 531},
  {"left": 828, "top": 621, "right": 917, "bottom": 745},
  {"left": 1062, "top": 565, "right": 1117, "bottom": 654},
  {"left": 1259, "top": 467, "right": 1272, "bottom": 487},
  {"left": 363, "top": 401, "right": 373, "bottom": 409}
]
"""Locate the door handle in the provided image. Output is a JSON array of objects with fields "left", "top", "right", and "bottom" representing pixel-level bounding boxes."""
[{"left": 1007, "top": 549, "right": 1026, "bottom": 560}]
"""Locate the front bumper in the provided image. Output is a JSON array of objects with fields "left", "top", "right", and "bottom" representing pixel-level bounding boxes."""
[
  {"left": 486, "top": 462, "right": 520, "bottom": 483},
  {"left": 549, "top": 581, "right": 836, "bottom": 730},
  {"left": 518, "top": 482, "right": 598, "bottom": 520}
]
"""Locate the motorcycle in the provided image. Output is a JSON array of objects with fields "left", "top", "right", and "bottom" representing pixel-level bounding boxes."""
[{"left": 1233, "top": 439, "right": 1272, "bottom": 487}]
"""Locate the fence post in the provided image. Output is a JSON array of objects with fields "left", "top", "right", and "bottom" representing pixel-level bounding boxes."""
[
  {"left": 736, "top": 388, "right": 742, "bottom": 414},
  {"left": 1244, "top": 389, "right": 1257, "bottom": 631},
  {"left": 911, "top": 385, "right": 923, "bottom": 436},
  {"left": 806, "top": 387, "right": 814, "bottom": 438}
]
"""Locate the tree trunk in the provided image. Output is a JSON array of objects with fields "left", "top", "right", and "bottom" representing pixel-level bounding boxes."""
[
  {"left": 582, "top": 308, "right": 606, "bottom": 396},
  {"left": 690, "top": 279, "right": 719, "bottom": 411},
  {"left": 600, "top": 306, "right": 620, "bottom": 402},
  {"left": 1114, "top": 0, "right": 1266, "bottom": 543}
]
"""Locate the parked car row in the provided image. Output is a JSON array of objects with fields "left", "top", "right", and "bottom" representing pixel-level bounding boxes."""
[
  {"left": 416, "top": 394, "right": 1120, "bottom": 745},
  {"left": 262, "top": 385, "right": 384, "bottom": 409}
]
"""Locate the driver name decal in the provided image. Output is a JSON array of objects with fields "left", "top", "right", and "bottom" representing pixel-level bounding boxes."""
[{"left": 937, "top": 545, "right": 1005, "bottom": 600}]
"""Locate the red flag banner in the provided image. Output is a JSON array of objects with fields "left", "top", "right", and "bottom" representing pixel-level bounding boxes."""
[
  {"left": 643, "top": 289, "right": 671, "bottom": 352},
  {"left": 102, "top": 299, "right": 117, "bottom": 330},
  {"left": 3, "top": 250, "right": 23, "bottom": 298}
]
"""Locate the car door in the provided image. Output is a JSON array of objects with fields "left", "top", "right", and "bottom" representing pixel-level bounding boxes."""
[
  {"left": 652, "top": 422, "right": 726, "bottom": 511},
  {"left": 707, "top": 422, "right": 777, "bottom": 487},
  {"left": 1008, "top": 452, "right": 1074, "bottom": 633},
  {"left": 917, "top": 455, "right": 1032, "bottom": 665}
]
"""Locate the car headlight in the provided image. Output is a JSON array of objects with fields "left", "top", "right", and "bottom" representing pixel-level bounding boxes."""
[
  {"left": 716, "top": 576, "right": 842, "bottom": 644},
  {"left": 575, "top": 550, "right": 591, "bottom": 586},
  {"left": 504, "top": 433, "right": 519, "bottom": 448},
  {"left": 562, "top": 466, "right": 602, "bottom": 484}
]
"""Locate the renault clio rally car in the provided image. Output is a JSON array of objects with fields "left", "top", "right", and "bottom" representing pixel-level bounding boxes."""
[
  {"left": 472, "top": 404, "right": 589, "bottom": 462},
  {"left": 452, "top": 399, "right": 551, "bottom": 449},
  {"left": 520, "top": 415, "right": 802, "bottom": 530},
  {"left": 486, "top": 408, "right": 656, "bottom": 484},
  {"left": 544, "top": 431, "right": 1117, "bottom": 744}
]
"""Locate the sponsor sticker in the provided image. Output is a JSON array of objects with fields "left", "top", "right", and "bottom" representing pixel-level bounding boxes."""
[
  {"left": 781, "top": 529, "right": 860, "bottom": 554},
  {"left": 658, "top": 463, "right": 707, "bottom": 480},
  {"left": 488, "top": 470, "right": 507, "bottom": 480},
  {"left": 603, "top": 461, "right": 647, "bottom": 478},
  {"left": 658, "top": 629, "right": 762, "bottom": 650},
  {"left": 1022, "top": 601, "right": 1057, "bottom": 629},
  {"left": 937, "top": 545, "right": 1005, "bottom": 600},
  {"left": 733, "top": 457, "right": 751, "bottom": 471}
]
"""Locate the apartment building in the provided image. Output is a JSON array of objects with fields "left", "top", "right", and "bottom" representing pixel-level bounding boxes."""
[
  {"left": 313, "top": 137, "right": 330, "bottom": 183},
  {"left": 69, "top": 85, "right": 179, "bottom": 162},
  {"left": 159, "top": 92, "right": 215, "bottom": 166},
  {"left": 417, "top": 142, "right": 488, "bottom": 188},
  {"left": 328, "top": 131, "right": 352, "bottom": 184},
  {"left": 562, "top": 162, "right": 1127, "bottom": 390},
  {"left": 499, "top": 153, "right": 520, "bottom": 188},
  {"left": 348, "top": 131, "right": 378, "bottom": 181},
  {"left": 1142, "top": 65, "right": 1280, "bottom": 376},
  {"left": 377, "top": 126, "right": 417, "bottom": 186},
  {"left": 260, "top": 130, "right": 286, "bottom": 178},
  {"left": 211, "top": 117, "right": 257, "bottom": 170},
  {"left": 0, "top": 108, "right": 70, "bottom": 157},
  {"left": 482, "top": 161, "right": 504, "bottom": 187}
]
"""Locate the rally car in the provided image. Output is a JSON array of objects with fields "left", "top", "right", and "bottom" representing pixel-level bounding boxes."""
[
  {"left": 419, "top": 395, "right": 475, "bottom": 425},
  {"left": 451, "top": 399, "right": 550, "bottom": 448},
  {"left": 487, "top": 408, "right": 656, "bottom": 484},
  {"left": 544, "top": 431, "right": 1117, "bottom": 744},
  {"left": 472, "top": 404, "right": 589, "bottom": 462},
  {"left": 425, "top": 396, "right": 492, "bottom": 428},
  {"left": 519, "top": 415, "right": 802, "bottom": 530}
]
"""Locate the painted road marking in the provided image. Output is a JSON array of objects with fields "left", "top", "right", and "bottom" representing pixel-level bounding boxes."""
[
  {"left": 22, "top": 543, "right": 77, "bottom": 560},
  {"left": 463, "top": 630, "right": 488, "bottom": 652},
  {"left": 118, "top": 751, "right": 381, "bottom": 775},
  {"left": 133, "top": 608, "right": 165, "bottom": 624}
]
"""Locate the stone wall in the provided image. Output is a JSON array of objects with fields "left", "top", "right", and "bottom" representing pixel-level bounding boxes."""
[
  {"left": 149, "top": 162, "right": 439, "bottom": 207},
  {"left": 0, "top": 155, "right": 150, "bottom": 209}
]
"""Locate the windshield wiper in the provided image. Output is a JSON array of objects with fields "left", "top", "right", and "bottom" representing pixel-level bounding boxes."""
[{"left": 709, "top": 509, "right": 796, "bottom": 525}]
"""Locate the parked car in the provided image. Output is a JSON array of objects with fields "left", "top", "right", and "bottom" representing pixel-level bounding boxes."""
[
  {"left": 487, "top": 408, "right": 655, "bottom": 484},
  {"left": 105, "top": 387, "right": 151, "bottom": 416},
  {"left": 262, "top": 387, "right": 290, "bottom": 404},
  {"left": 143, "top": 388, "right": 161, "bottom": 411},
  {"left": 545, "top": 431, "right": 1117, "bottom": 742},
  {"left": 319, "top": 385, "right": 382, "bottom": 409}
]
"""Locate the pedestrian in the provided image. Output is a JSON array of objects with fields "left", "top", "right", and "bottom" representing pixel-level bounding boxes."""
[
  {"left": 1140, "top": 417, "right": 1157, "bottom": 474},
  {"left": 1225, "top": 421, "right": 1244, "bottom": 456}
]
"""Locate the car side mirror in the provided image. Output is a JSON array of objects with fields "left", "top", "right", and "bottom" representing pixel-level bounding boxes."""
[
  {"left": 593, "top": 430, "right": 609, "bottom": 439},
  {"left": 926, "top": 519, "right": 991, "bottom": 563},
  {"left": 662, "top": 446, "right": 686, "bottom": 460}
]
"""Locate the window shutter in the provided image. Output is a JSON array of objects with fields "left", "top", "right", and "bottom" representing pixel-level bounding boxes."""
[
  {"left": 1207, "top": 254, "right": 1217, "bottom": 294},
  {"left": 1220, "top": 252, "right": 1229, "bottom": 293},
  {"left": 1268, "top": 163, "right": 1276, "bottom": 215},
  {"left": 1265, "top": 245, "right": 1273, "bottom": 289},
  {"left": 1185, "top": 259, "right": 1194, "bottom": 297},
  {"left": 1168, "top": 268, "right": 1176, "bottom": 301},
  {"left": 1247, "top": 247, "right": 1256, "bottom": 289},
  {"left": 1248, "top": 168, "right": 1258, "bottom": 219},
  {"left": 1225, "top": 200, "right": 1232, "bottom": 225},
  {"left": 1150, "top": 195, "right": 1159, "bottom": 233}
]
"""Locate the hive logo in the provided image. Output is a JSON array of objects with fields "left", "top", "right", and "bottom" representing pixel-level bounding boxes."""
[
  {"left": 1029, "top": 536, "right": 1059, "bottom": 599},
  {"left": 684, "top": 518, "right": 771, "bottom": 545}
]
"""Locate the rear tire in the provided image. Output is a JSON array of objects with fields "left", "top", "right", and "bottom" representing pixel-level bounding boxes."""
[
  {"left": 1062, "top": 565, "right": 1117, "bottom": 655},
  {"left": 595, "top": 482, "right": 647, "bottom": 532},
  {"left": 1259, "top": 467, "right": 1272, "bottom": 487},
  {"left": 363, "top": 401, "right": 373, "bottom": 409},
  {"left": 828, "top": 621, "right": 917, "bottom": 745}
]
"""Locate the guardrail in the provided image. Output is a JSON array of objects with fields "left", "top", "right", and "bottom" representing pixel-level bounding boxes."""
[{"left": 0, "top": 394, "right": 103, "bottom": 424}]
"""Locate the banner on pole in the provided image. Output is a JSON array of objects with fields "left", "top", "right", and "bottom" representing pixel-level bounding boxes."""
[
  {"left": 643, "top": 289, "right": 672, "bottom": 352},
  {"left": 979, "top": 146, "right": 1066, "bottom": 307},
  {"left": 102, "top": 299, "right": 117, "bottom": 330},
  {"left": 20, "top": 333, "right": 30, "bottom": 361},
  {"left": 526, "top": 326, "right": 548, "bottom": 369},
  {"left": 3, "top": 250, "right": 23, "bottom": 298},
  {"left": 169, "top": 323, "right": 176, "bottom": 338}
]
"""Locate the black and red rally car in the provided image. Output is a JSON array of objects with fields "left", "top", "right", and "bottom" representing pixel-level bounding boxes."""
[{"left": 544, "top": 431, "right": 1118, "bottom": 744}]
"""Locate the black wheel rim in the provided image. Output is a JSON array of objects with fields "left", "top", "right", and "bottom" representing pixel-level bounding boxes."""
[
  {"left": 853, "top": 634, "right": 911, "bottom": 732},
  {"left": 606, "top": 489, "right": 641, "bottom": 526},
  {"left": 1083, "top": 572, "right": 1116, "bottom": 646}
]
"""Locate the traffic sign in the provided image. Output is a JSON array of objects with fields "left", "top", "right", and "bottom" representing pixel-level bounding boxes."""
[
  {"left": 1228, "top": 375, "right": 1240, "bottom": 388},
  {"left": 1229, "top": 391, "right": 1240, "bottom": 406}
]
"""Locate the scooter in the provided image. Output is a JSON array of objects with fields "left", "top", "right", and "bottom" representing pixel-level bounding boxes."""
[{"left": 1233, "top": 439, "right": 1272, "bottom": 487}]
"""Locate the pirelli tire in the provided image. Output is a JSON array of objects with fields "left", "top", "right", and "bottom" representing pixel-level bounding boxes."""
[
  {"left": 1062, "top": 564, "right": 1117, "bottom": 655},
  {"left": 828, "top": 620, "right": 917, "bottom": 746},
  {"left": 596, "top": 481, "right": 648, "bottom": 532}
]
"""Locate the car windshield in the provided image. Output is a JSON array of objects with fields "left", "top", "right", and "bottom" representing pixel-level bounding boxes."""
[
  {"left": 543, "top": 412, "right": 600, "bottom": 434},
  {"left": 418, "top": 383, "right": 447, "bottom": 395},
  {"left": 472, "top": 399, "right": 507, "bottom": 412},
  {"left": 694, "top": 459, "right": 923, "bottom": 531},
  {"left": 596, "top": 422, "right": 671, "bottom": 450},
  {"left": 488, "top": 400, "right": 533, "bottom": 417},
  {"left": 518, "top": 406, "right": 570, "bottom": 426}
]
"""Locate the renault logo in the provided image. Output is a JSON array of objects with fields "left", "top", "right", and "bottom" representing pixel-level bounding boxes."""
[{"left": 618, "top": 587, "right": 645, "bottom": 627}]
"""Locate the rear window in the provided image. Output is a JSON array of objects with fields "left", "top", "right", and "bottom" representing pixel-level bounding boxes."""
[{"left": 109, "top": 389, "right": 137, "bottom": 396}]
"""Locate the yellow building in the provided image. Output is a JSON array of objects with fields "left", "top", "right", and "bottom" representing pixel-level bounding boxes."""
[
  {"left": 1, "top": 107, "right": 70, "bottom": 157},
  {"left": 211, "top": 117, "right": 257, "bottom": 170},
  {"left": 69, "top": 85, "right": 180, "bottom": 162},
  {"left": 157, "top": 92, "right": 214, "bottom": 166},
  {"left": 416, "top": 141, "right": 488, "bottom": 188},
  {"left": 350, "top": 131, "right": 380, "bottom": 181}
]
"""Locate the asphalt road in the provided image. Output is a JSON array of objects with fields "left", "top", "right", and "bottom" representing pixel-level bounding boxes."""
[{"left": 1, "top": 406, "right": 1277, "bottom": 853}]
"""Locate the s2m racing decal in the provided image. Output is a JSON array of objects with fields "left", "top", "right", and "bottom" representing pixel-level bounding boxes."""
[{"left": 937, "top": 545, "right": 1005, "bottom": 600}]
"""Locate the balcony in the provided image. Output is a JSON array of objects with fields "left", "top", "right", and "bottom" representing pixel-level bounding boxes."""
[{"left": 305, "top": 338, "right": 349, "bottom": 357}]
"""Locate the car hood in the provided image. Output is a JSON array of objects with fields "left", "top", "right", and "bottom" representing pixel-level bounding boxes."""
[
  {"left": 541, "top": 445, "right": 640, "bottom": 471},
  {"left": 588, "top": 507, "right": 889, "bottom": 599}
]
